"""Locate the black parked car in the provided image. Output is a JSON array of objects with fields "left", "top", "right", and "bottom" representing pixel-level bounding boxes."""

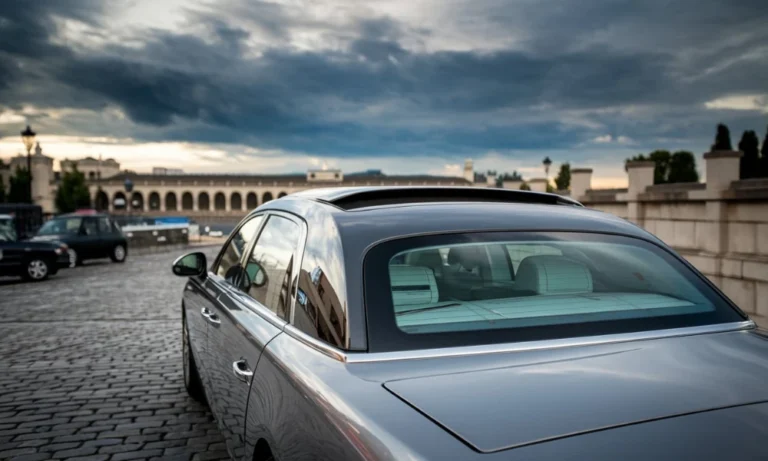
[
  {"left": 31, "top": 213, "right": 128, "bottom": 267},
  {"left": 0, "top": 214, "right": 70, "bottom": 281}
]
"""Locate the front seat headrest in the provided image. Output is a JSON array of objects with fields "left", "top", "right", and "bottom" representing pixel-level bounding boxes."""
[
  {"left": 447, "top": 245, "right": 485, "bottom": 270},
  {"left": 515, "top": 255, "right": 593, "bottom": 295}
]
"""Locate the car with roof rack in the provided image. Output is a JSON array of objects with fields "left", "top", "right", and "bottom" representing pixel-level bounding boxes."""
[{"left": 171, "top": 186, "right": 765, "bottom": 461}]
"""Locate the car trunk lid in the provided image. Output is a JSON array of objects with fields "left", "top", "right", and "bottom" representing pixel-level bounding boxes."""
[{"left": 382, "top": 329, "right": 768, "bottom": 453}]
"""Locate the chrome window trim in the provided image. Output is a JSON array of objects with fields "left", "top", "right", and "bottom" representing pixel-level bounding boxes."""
[
  {"left": 227, "top": 287, "right": 288, "bottom": 329},
  {"left": 284, "top": 320, "right": 755, "bottom": 363},
  {"left": 284, "top": 324, "right": 347, "bottom": 361}
]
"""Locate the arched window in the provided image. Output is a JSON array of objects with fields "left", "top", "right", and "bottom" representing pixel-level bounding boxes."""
[
  {"left": 165, "top": 192, "right": 178, "bottom": 211},
  {"left": 231, "top": 192, "right": 242, "bottom": 211},
  {"left": 214, "top": 192, "right": 226, "bottom": 210},
  {"left": 95, "top": 190, "right": 109, "bottom": 211},
  {"left": 131, "top": 192, "right": 144, "bottom": 211},
  {"left": 148, "top": 192, "right": 161, "bottom": 210},
  {"left": 246, "top": 192, "right": 258, "bottom": 209},
  {"left": 262, "top": 191, "right": 273, "bottom": 204},
  {"left": 277, "top": 191, "right": 287, "bottom": 198},
  {"left": 198, "top": 192, "right": 210, "bottom": 211},
  {"left": 113, "top": 192, "right": 126, "bottom": 210},
  {"left": 181, "top": 192, "right": 194, "bottom": 210}
]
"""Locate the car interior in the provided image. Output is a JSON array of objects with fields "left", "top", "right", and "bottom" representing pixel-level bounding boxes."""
[{"left": 389, "top": 241, "right": 713, "bottom": 333}]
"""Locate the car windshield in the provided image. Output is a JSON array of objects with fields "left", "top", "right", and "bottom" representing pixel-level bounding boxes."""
[
  {"left": 0, "top": 218, "right": 16, "bottom": 242},
  {"left": 364, "top": 232, "right": 744, "bottom": 352},
  {"left": 37, "top": 217, "right": 83, "bottom": 236}
]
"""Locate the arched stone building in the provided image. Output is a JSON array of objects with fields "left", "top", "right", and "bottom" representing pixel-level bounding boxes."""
[{"left": 89, "top": 170, "right": 472, "bottom": 217}]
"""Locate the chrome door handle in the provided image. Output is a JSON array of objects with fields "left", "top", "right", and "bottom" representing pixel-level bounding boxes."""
[
  {"left": 232, "top": 359, "right": 253, "bottom": 383},
  {"left": 201, "top": 308, "right": 221, "bottom": 325}
]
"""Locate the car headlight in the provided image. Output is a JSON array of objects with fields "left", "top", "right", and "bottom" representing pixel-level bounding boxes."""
[{"left": 55, "top": 244, "right": 68, "bottom": 255}]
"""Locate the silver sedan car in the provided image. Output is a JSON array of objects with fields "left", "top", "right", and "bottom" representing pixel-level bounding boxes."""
[{"left": 172, "top": 187, "right": 765, "bottom": 461}]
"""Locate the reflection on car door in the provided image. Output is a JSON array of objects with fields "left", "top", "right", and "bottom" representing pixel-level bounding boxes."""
[{"left": 207, "top": 213, "right": 305, "bottom": 459}]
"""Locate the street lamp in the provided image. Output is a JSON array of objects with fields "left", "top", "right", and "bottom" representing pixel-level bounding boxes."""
[
  {"left": 20, "top": 125, "right": 36, "bottom": 203},
  {"left": 124, "top": 178, "right": 134, "bottom": 219},
  {"left": 542, "top": 156, "right": 552, "bottom": 176}
]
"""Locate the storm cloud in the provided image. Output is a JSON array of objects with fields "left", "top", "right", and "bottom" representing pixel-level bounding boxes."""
[{"left": 0, "top": 0, "right": 766, "bottom": 165}]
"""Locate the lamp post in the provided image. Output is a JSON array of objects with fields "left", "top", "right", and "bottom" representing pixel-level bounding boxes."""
[
  {"left": 124, "top": 178, "right": 133, "bottom": 220},
  {"left": 542, "top": 156, "right": 552, "bottom": 187},
  {"left": 20, "top": 125, "right": 36, "bottom": 203}
]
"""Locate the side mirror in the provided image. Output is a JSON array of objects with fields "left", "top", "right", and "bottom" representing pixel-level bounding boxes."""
[
  {"left": 246, "top": 262, "right": 268, "bottom": 287},
  {"left": 172, "top": 252, "right": 207, "bottom": 278}
]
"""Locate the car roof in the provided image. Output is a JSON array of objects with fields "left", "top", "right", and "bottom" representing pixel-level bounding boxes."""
[
  {"left": 277, "top": 186, "right": 653, "bottom": 243},
  {"left": 259, "top": 187, "right": 662, "bottom": 351}
]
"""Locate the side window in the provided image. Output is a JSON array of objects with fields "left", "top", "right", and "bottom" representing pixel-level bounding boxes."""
[
  {"left": 215, "top": 215, "right": 264, "bottom": 280},
  {"left": 82, "top": 218, "right": 98, "bottom": 236},
  {"left": 97, "top": 217, "right": 112, "bottom": 234},
  {"left": 242, "top": 216, "right": 301, "bottom": 320},
  {"left": 293, "top": 231, "right": 347, "bottom": 349}
]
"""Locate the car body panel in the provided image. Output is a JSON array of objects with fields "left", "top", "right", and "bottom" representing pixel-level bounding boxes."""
[
  {"left": 500, "top": 401, "right": 768, "bottom": 461},
  {"left": 382, "top": 328, "right": 768, "bottom": 453},
  {"left": 0, "top": 238, "right": 68, "bottom": 277},
  {"left": 206, "top": 276, "right": 284, "bottom": 459},
  {"left": 183, "top": 278, "right": 214, "bottom": 393}
]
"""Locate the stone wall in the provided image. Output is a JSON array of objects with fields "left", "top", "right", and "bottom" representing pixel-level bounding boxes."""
[{"left": 576, "top": 151, "right": 767, "bottom": 327}]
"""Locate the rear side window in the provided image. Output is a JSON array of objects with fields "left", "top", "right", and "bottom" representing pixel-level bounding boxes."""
[
  {"left": 97, "top": 217, "right": 113, "bottom": 234},
  {"left": 364, "top": 232, "right": 743, "bottom": 352},
  {"left": 242, "top": 216, "right": 301, "bottom": 320}
]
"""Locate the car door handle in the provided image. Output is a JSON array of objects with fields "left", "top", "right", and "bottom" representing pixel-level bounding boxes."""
[
  {"left": 232, "top": 359, "right": 253, "bottom": 383},
  {"left": 200, "top": 308, "right": 221, "bottom": 326}
]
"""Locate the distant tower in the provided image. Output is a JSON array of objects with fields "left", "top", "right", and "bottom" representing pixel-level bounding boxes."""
[{"left": 464, "top": 159, "right": 474, "bottom": 184}]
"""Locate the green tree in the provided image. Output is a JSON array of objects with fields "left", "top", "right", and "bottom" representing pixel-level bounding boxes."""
[
  {"left": 8, "top": 166, "right": 31, "bottom": 203},
  {"left": 554, "top": 163, "right": 571, "bottom": 190},
  {"left": 628, "top": 150, "right": 671, "bottom": 184},
  {"left": 55, "top": 166, "right": 92, "bottom": 213},
  {"left": 520, "top": 182, "right": 531, "bottom": 191},
  {"left": 668, "top": 151, "right": 699, "bottom": 183},
  {"left": 738, "top": 130, "right": 760, "bottom": 179},
  {"left": 712, "top": 123, "right": 732, "bottom": 150}
]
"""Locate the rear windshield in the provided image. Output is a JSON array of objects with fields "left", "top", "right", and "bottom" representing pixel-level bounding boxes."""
[{"left": 364, "top": 232, "right": 743, "bottom": 352}]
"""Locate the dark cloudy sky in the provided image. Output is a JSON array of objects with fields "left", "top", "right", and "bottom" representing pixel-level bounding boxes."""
[{"left": 0, "top": 0, "right": 766, "bottom": 185}]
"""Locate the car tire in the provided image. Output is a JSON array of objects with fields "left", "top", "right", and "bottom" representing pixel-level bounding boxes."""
[
  {"left": 68, "top": 249, "right": 79, "bottom": 268},
  {"left": 183, "top": 313, "right": 206, "bottom": 403},
  {"left": 22, "top": 259, "right": 50, "bottom": 281},
  {"left": 110, "top": 244, "right": 127, "bottom": 263}
]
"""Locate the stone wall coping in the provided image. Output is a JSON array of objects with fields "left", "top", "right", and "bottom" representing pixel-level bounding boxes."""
[
  {"left": 528, "top": 178, "right": 549, "bottom": 183},
  {"left": 625, "top": 160, "right": 656, "bottom": 169},
  {"left": 703, "top": 150, "right": 742, "bottom": 159},
  {"left": 571, "top": 168, "right": 593, "bottom": 173}
]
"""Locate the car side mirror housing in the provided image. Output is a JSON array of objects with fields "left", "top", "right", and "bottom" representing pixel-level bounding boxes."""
[{"left": 172, "top": 252, "right": 207, "bottom": 278}]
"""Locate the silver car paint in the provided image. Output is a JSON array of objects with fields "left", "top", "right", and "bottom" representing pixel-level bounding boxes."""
[{"left": 180, "top": 195, "right": 765, "bottom": 460}]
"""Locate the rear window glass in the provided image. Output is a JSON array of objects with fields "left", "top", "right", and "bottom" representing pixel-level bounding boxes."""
[{"left": 364, "top": 232, "right": 743, "bottom": 352}]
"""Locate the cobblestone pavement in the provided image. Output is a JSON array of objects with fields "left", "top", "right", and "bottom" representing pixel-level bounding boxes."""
[{"left": 0, "top": 247, "right": 230, "bottom": 461}]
